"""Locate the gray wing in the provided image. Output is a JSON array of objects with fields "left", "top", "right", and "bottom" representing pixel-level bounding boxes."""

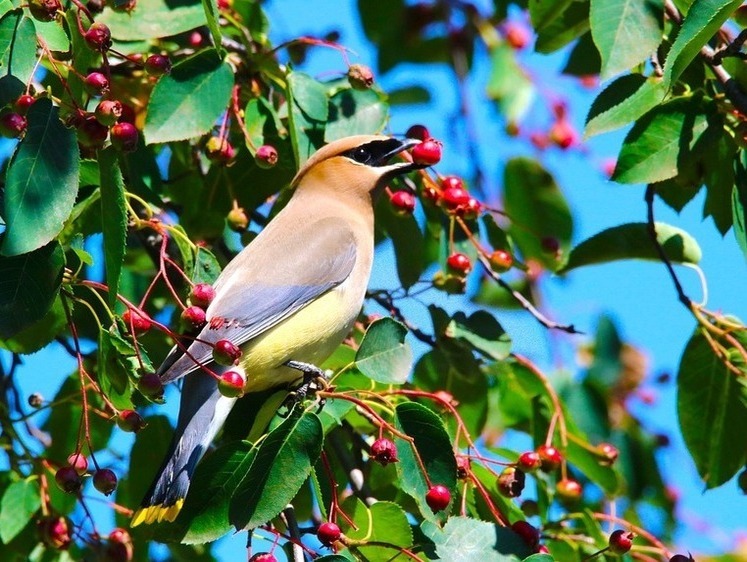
[{"left": 159, "top": 216, "right": 357, "bottom": 383}]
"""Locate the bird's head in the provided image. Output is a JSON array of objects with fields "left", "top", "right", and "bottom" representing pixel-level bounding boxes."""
[{"left": 291, "top": 135, "right": 423, "bottom": 199}]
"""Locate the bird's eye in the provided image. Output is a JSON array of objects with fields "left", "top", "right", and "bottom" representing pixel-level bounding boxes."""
[{"left": 352, "top": 147, "right": 371, "bottom": 163}]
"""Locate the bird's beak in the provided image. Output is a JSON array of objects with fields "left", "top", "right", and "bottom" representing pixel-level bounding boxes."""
[{"left": 375, "top": 137, "right": 426, "bottom": 175}]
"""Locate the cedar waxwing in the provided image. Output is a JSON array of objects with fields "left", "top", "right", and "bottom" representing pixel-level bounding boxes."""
[{"left": 131, "top": 135, "right": 422, "bottom": 526}]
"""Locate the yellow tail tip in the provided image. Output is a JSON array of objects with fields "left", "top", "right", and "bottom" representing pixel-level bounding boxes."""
[{"left": 130, "top": 500, "right": 184, "bottom": 527}]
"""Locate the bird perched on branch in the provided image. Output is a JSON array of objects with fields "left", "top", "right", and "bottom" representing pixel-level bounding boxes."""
[{"left": 132, "top": 135, "right": 423, "bottom": 526}]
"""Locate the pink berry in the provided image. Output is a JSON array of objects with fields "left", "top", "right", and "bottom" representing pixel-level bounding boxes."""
[
  {"left": 597, "top": 442, "right": 619, "bottom": 466},
  {"left": 110, "top": 122, "right": 139, "bottom": 152},
  {"left": 317, "top": 522, "right": 341, "bottom": 546},
  {"left": 218, "top": 370, "right": 245, "bottom": 398},
  {"left": 370, "top": 438, "right": 398, "bottom": 466},
  {"left": 347, "top": 63, "right": 374, "bottom": 90},
  {"left": 144, "top": 54, "right": 171, "bottom": 76},
  {"left": 93, "top": 468, "right": 117, "bottom": 496},
  {"left": 411, "top": 138, "right": 442, "bottom": 165},
  {"left": 122, "top": 309, "right": 151, "bottom": 333},
  {"left": 67, "top": 452, "right": 88, "bottom": 475},
  {"left": 556, "top": 478, "right": 583, "bottom": 503},
  {"left": 389, "top": 190, "right": 416, "bottom": 216},
  {"left": 456, "top": 455, "right": 470, "bottom": 479},
  {"left": 84, "top": 22, "right": 112, "bottom": 52},
  {"left": 425, "top": 484, "right": 451, "bottom": 512},
  {"left": 255, "top": 144, "right": 278, "bottom": 169},
  {"left": 84, "top": 72, "right": 109, "bottom": 96},
  {"left": 77, "top": 114, "right": 109, "bottom": 148},
  {"left": 37, "top": 516, "right": 72, "bottom": 549},
  {"left": 190, "top": 283, "right": 215, "bottom": 308},
  {"left": 549, "top": 119, "right": 577, "bottom": 149},
  {"left": 517, "top": 451, "right": 542, "bottom": 472},
  {"left": 213, "top": 339, "right": 241, "bottom": 366},
  {"left": 504, "top": 22, "right": 530, "bottom": 49},
  {"left": 206, "top": 137, "right": 236, "bottom": 164},
  {"left": 0, "top": 112, "right": 27, "bottom": 138},
  {"left": 181, "top": 305, "right": 206, "bottom": 329},
  {"left": 95, "top": 99, "right": 123, "bottom": 126}
]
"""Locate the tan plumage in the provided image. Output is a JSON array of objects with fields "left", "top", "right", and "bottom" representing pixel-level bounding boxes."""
[{"left": 132, "top": 135, "right": 420, "bottom": 526}]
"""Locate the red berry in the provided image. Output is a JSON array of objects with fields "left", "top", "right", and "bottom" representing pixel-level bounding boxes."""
[
  {"left": 489, "top": 249, "right": 513, "bottom": 273},
  {"left": 446, "top": 252, "right": 471, "bottom": 276},
  {"left": 255, "top": 144, "right": 278, "bottom": 169},
  {"left": 530, "top": 131, "right": 549, "bottom": 150},
  {"left": 347, "top": 63, "right": 374, "bottom": 90},
  {"left": 110, "top": 122, "right": 139, "bottom": 152},
  {"left": 181, "top": 305, "right": 206, "bottom": 329},
  {"left": 504, "top": 22, "right": 530, "bottom": 49},
  {"left": 122, "top": 309, "right": 151, "bottom": 333},
  {"left": 67, "top": 452, "right": 88, "bottom": 475},
  {"left": 55, "top": 466, "right": 82, "bottom": 494},
  {"left": 190, "top": 283, "right": 215, "bottom": 308},
  {"left": 0, "top": 112, "right": 27, "bottom": 138},
  {"left": 84, "top": 22, "right": 112, "bottom": 52},
  {"left": 106, "top": 528, "right": 133, "bottom": 562},
  {"left": 556, "top": 478, "right": 583, "bottom": 503},
  {"left": 119, "top": 103, "right": 136, "bottom": 124},
  {"left": 77, "top": 114, "right": 109, "bottom": 148},
  {"left": 249, "top": 554, "right": 278, "bottom": 562},
  {"left": 440, "top": 186, "right": 470, "bottom": 212},
  {"left": 602, "top": 158, "right": 617, "bottom": 178},
  {"left": 116, "top": 409, "right": 145, "bottom": 433},
  {"left": 218, "top": 370, "right": 245, "bottom": 398},
  {"left": 440, "top": 175, "right": 464, "bottom": 191},
  {"left": 497, "top": 466, "right": 525, "bottom": 498},
  {"left": 137, "top": 373, "right": 164, "bottom": 400},
  {"left": 213, "top": 339, "right": 242, "bottom": 366},
  {"left": 189, "top": 30, "right": 205, "bottom": 47},
  {"left": 458, "top": 197, "right": 482, "bottom": 220},
  {"left": 597, "top": 442, "right": 619, "bottom": 466},
  {"left": 370, "top": 438, "right": 398, "bottom": 466},
  {"left": 537, "top": 444, "right": 562, "bottom": 472},
  {"left": 87, "top": 0, "right": 104, "bottom": 13},
  {"left": 511, "top": 520, "right": 539, "bottom": 548},
  {"left": 456, "top": 455, "right": 470, "bottom": 479},
  {"left": 93, "top": 468, "right": 118, "bottom": 496},
  {"left": 95, "top": 100, "right": 123, "bottom": 126},
  {"left": 411, "top": 138, "right": 442, "bottom": 166},
  {"left": 227, "top": 207, "right": 249, "bottom": 231},
  {"left": 608, "top": 529, "right": 635, "bottom": 555},
  {"left": 37, "top": 516, "right": 72, "bottom": 549},
  {"left": 517, "top": 451, "right": 541, "bottom": 472},
  {"left": 317, "top": 522, "right": 341, "bottom": 546},
  {"left": 206, "top": 136, "right": 236, "bottom": 164},
  {"left": 389, "top": 190, "right": 416, "bottom": 216},
  {"left": 538, "top": 545, "right": 550, "bottom": 554},
  {"left": 549, "top": 119, "right": 577, "bottom": 149},
  {"left": 144, "top": 54, "right": 171, "bottom": 76},
  {"left": 425, "top": 484, "right": 451, "bottom": 512},
  {"left": 14, "top": 94, "right": 35, "bottom": 114},
  {"left": 28, "top": 0, "right": 61, "bottom": 21},
  {"left": 405, "top": 124, "right": 430, "bottom": 141},
  {"left": 84, "top": 72, "right": 109, "bottom": 96}
]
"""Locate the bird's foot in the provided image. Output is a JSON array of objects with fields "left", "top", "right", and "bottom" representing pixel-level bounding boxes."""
[{"left": 278, "top": 360, "right": 330, "bottom": 416}]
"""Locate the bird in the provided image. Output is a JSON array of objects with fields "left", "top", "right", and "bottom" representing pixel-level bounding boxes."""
[{"left": 131, "top": 135, "right": 423, "bottom": 526}]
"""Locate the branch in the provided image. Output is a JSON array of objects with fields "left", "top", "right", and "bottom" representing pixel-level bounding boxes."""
[{"left": 366, "top": 290, "right": 438, "bottom": 346}]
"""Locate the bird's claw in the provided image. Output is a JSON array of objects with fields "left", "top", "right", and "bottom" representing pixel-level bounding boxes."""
[{"left": 278, "top": 360, "right": 330, "bottom": 416}]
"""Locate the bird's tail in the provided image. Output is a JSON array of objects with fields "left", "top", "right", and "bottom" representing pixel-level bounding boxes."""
[{"left": 131, "top": 370, "right": 238, "bottom": 526}]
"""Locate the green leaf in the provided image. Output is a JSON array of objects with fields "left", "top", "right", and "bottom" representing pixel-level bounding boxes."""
[
  {"left": 144, "top": 49, "right": 233, "bottom": 144},
  {"left": 98, "top": 327, "right": 135, "bottom": 410},
  {"left": 560, "top": 222, "right": 701, "bottom": 272},
  {"left": 612, "top": 97, "right": 710, "bottom": 184},
  {"left": 339, "top": 499, "right": 413, "bottom": 562},
  {"left": 445, "top": 310, "right": 511, "bottom": 361},
  {"left": 0, "top": 479, "right": 40, "bottom": 543},
  {"left": 98, "top": 148, "right": 127, "bottom": 308},
  {"left": 529, "top": 0, "right": 574, "bottom": 31},
  {"left": 0, "top": 11, "right": 36, "bottom": 85},
  {"left": 376, "top": 196, "right": 427, "bottom": 288},
  {"left": 191, "top": 246, "right": 221, "bottom": 284},
  {"left": 0, "top": 241, "right": 63, "bottom": 339},
  {"left": 486, "top": 44, "right": 535, "bottom": 123},
  {"left": 355, "top": 318, "right": 413, "bottom": 384},
  {"left": 229, "top": 410, "right": 323, "bottom": 530},
  {"left": 663, "top": 0, "right": 742, "bottom": 87},
  {"left": 562, "top": 32, "right": 601, "bottom": 77},
  {"left": 422, "top": 516, "right": 527, "bottom": 561},
  {"left": 585, "top": 74, "right": 666, "bottom": 137},
  {"left": 200, "top": 0, "right": 222, "bottom": 54},
  {"left": 703, "top": 132, "right": 737, "bottom": 235},
  {"left": 590, "top": 0, "right": 663, "bottom": 79},
  {"left": 733, "top": 156, "right": 747, "bottom": 259},
  {"left": 288, "top": 72, "right": 328, "bottom": 121},
  {"left": 0, "top": 295, "right": 66, "bottom": 354},
  {"left": 286, "top": 72, "right": 327, "bottom": 165},
  {"left": 325, "top": 88, "right": 388, "bottom": 142},
  {"left": 394, "top": 402, "right": 457, "bottom": 523},
  {"left": 2, "top": 99, "right": 79, "bottom": 256},
  {"left": 32, "top": 18, "right": 70, "bottom": 52},
  {"left": 98, "top": 0, "right": 206, "bottom": 40},
  {"left": 534, "top": 1, "right": 590, "bottom": 54},
  {"left": 677, "top": 330, "right": 747, "bottom": 487},
  {"left": 503, "top": 158, "right": 572, "bottom": 271}
]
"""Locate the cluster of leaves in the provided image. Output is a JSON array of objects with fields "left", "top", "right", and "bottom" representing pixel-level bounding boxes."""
[{"left": 0, "top": 0, "right": 745, "bottom": 560}]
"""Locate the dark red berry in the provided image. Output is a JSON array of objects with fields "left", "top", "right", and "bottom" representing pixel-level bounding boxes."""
[
  {"left": 489, "top": 250, "right": 513, "bottom": 272},
  {"left": 106, "top": 528, "right": 133, "bottom": 562},
  {"left": 669, "top": 555, "right": 695, "bottom": 562},
  {"left": 84, "top": 72, "right": 109, "bottom": 96},
  {"left": 28, "top": 0, "right": 61, "bottom": 21},
  {"left": 511, "top": 520, "right": 539, "bottom": 548},
  {"left": 370, "top": 438, "right": 398, "bottom": 466},
  {"left": 218, "top": 370, "right": 245, "bottom": 398},
  {"left": 317, "top": 522, "right": 341, "bottom": 546},
  {"left": 14, "top": 94, "right": 35, "bottom": 114},
  {"left": 597, "top": 442, "right": 619, "bottom": 466},
  {"left": 122, "top": 309, "right": 151, "bottom": 333},
  {"left": 55, "top": 466, "right": 82, "bottom": 494},
  {"left": 504, "top": 22, "right": 530, "bottom": 50},
  {"left": 456, "top": 455, "right": 470, "bottom": 479},
  {"left": 556, "top": 478, "right": 583, "bottom": 503},
  {"left": 425, "top": 484, "right": 451, "bottom": 512},
  {"left": 440, "top": 186, "right": 470, "bottom": 212},
  {"left": 181, "top": 305, "right": 206, "bottom": 329},
  {"left": 517, "top": 451, "right": 541, "bottom": 473},
  {"left": 77, "top": 115, "right": 109, "bottom": 148},
  {"left": 458, "top": 197, "right": 482, "bottom": 219},
  {"left": 87, "top": 0, "right": 104, "bottom": 13},
  {"left": 0, "top": 112, "right": 27, "bottom": 138},
  {"left": 37, "top": 516, "right": 72, "bottom": 549},
  {"left": 255, "top": 144, "right": 278, "bottom": 169},
  {"left": 93, "top": 468, "right": 118, "bottom": 496},
  {"left": 119, "top": 103, "right": 136, "bottom": 124},
  {"left": 608, "top": 529, "right": 635, "bottom": 555},
  {"left": 190, "top": 283, "right": 215, "bottom": 308},
  {"left": 206, "top": 136, "right": 236, "bottom": 164},
  {"left": 405, "top": 124, "right": 430, "bottom": 141},
  {"left": 347, "top": 63, "right": 374, "bottom": 90},
  {"left": 95, "top": 100, "right": 123, "bottom": 126},
  {"left": 411, "top": 138, "right": 442, "bottom": 166},
  {"left": 497, "top": 466, "right": 525, "bottom": 498},
  {"left": 144, "top": 54, "right": 171, "bottom": 76},
  {"left": 213, "top": 339, "right": 242, "bottom": 366},
  {"left": 249, "top": 554, "right": 278, "bottom": 562},
  {"left": 110, "top": 122, "right": 139, "bottom": 152},
  {"left": 137, "top": 373, "right": 164, "bottom": 400},
  {"left": 389, "top": 190, "right": 416, "bottom": 216},
  {"left": 67, "top": 452, "right": 88, "bottom": 475},
  {"left": 84, "top": 23, "right": 112, "bottom": 52},
  {"left": 520, "top": 499, "right": 538, "bottom": 517},
  {"left": 227, "top": 207, "right": 249, "bottom": 231},
  {"left": 446, "top": 253, "right": 471, "bottom": 276},
  {"left": 537, "top": 444, "right": 562, "bottom": 472},
  {"left": 116, "top": 409, "right": 145, "bottom": 433}
]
